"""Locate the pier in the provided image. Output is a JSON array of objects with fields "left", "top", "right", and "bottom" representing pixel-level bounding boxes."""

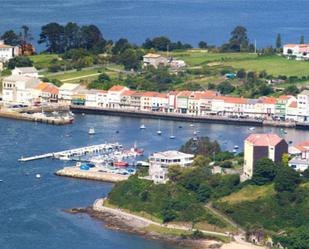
[{"left": 18, "top": 143, "right": 122, "bottom": 162}]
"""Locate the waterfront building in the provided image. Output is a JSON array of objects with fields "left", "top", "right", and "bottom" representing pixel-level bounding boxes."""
[
  {"left": 242, "top": 134, "right": 288, "bottom": 181},
  {"left": 297, "top": 90, "right": 309, "bottom": 121},
  {"left": 167, "top": 91, "right": 178, "bottom": 113},
  {"left": 96, "top": 90, "right": 108, "bottom": 108},
  {"left": 59, "top": 83, "right": 82, "bottom": 104},
  {"left": 285, "top": 101, "right": 298, "bottom": 121},
  {"left": 288, "top": 157, "right": 309, "bottom": 172},
  {"left": 0, "top": 40, "right": 19, "bottom": 62},
  {"left": 2, "top": 75, "right": 41, "bottom": 103},
  {"left": 120, "top": 90, "right": 136, "bottom": 109},
  {"left": 12, "top": 67, "right": 39, "bottom": 78},
  {"left": 176, "top": 91, "right": 192, "bottom": 113},
  {"left": 151, "top": 93, "right": 168, "bottom": 112},
  {"left": 130, "top": 91, "right": 144, "bottom": 110},
  {"left": 283, "top": 44, "right": 309, "bottom": 60},
  {"left": 143, "top": 53, "right": 169, "bottom": 68},
  {"left": 148, "top": 150, "right": 194, "bottom": 184},
  {"left": 107, "top": 85, "right": 129, "bottom": 108},
  {"left": 275, "top": 95, "right": 296, "bottom": 119},
  {"left": 140, "top": 91, "right": 158, "bottom": 111}
]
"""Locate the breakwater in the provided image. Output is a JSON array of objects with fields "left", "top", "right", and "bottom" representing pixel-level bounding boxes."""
[{"left": 56, "top": 167, "right": 129, "bottom": 183}]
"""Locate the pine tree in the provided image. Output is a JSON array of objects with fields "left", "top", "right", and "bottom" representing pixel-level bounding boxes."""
[
  {"left": 300, "top": 35, "right": 305, "bottom": 44},
  {"left": 276, "top": 33, "right": 282, "bottom": 49}
]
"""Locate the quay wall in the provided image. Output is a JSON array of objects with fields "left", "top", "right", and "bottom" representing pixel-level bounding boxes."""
[
  {"left": 0, "top": 111, "right": 72, "bottom": 125},
  {"left": 71, "top": 106, "right": 263, "bottom": 127},
  {"left": 55, "top": 167, "right": 129, "bottom": 183}
]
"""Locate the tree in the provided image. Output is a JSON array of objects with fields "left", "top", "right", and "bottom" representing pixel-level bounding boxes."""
[
  {"left": 303, "top": 168, "right": 309, "bottom": 179},
  {"left": 64, "top": 22, "right": 81, "bottom": 50},
  {"left": 112, "top": 38, "right": 131, "bottom": 55},
  {"left": 118, "top": 48, "right": 142, "bottom": 70},
  {"left": 38, "top": 22, "right": 65, "bottom": 53},
  {"left": 283, "top": 85, "right": 299, "bottom": 95},
  {"left": 191, "top": 155, "right": 210, "bottom": 168},
  {"left": 168, "top": 164, "right": 183, "bottom": 183},
  {"left": 98, "top": 73, "right": 111, "bottom": 82},
  {"left": 180, "top": 137, "right": 221, "bottom": 157},
  {"left": 80, "top": 24, "right": 105, "bottom": 50},
  {"left": 1, "top": 30, "right": 21, "bottom": 46},
  {"left": 198, "top": 41, "right": 208, "bottom": 49},
  {"left": 237, "top": 69, "right": 246, "bottom": 79},
  {"left": 274, "top": 165, "right": 301, "bottom": 192},
  {"left": 300, "top": 35, "right": 305, "bottom": 44},
  {"left": 197, "top": 183, "right": 212, "bottom": 202},
  {"left": 21, "top": 25, "right": 32, "bottom": 44},
  {"left": 276, "top": 33, "right": 282, "bottom": 49},
  {"left": 229, "top": 26, "right": 249, "bottom": 52},
  {"left": 217, "top": 81, "right": 235, "bottom": 94},
  {"left": 7, "top": 56, "right": 33, "bottom": 69},
  {"left": 252, "top": 158, "right": 277, "bottom": 185}
]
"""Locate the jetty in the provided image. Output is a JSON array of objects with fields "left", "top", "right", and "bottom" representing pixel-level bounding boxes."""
[
  {"left": 18, "top": 143, "right": 122, "bottom": 162},
  {"left": 56, "top": 166, "right": 129, "bottom": 183}
]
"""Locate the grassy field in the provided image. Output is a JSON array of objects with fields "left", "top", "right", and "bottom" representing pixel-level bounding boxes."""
[
  {"left": 171, "top": 50, "right": 309, "bottom": 77},
  {"left": 29, "top": 54, "right": 60, "bottom": 69},
  {"left": 220, "top": 184, "right": 275, "bottom": 204}
]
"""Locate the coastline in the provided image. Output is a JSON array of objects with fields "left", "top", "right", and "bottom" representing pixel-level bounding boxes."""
[{"left": 66, "top": 198, "right": 266, "bottom": 249}]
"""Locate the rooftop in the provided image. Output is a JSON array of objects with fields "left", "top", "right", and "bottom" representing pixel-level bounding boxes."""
[
  {"left": 14, "top": 67, "right": 38, "bottom": 74},
  {"left": 59, "top": 83, "right": 80, "bottom": 91},
  {"left": 109, "top": 85, "right": 127, "bottom": 92},
  {"left": 143, "top": 53, "right": 163, "bottom": 58},
  {"left": 246, "top": 134, "right": 285, "bottom": 147},
  {"left": 151, "top": 150, "right": 194, "bottom": 159}
]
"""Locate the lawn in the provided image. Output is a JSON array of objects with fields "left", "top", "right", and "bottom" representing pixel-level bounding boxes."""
[
  {"left": 220, "top": 184, "right": 275, "bottom": 204},
  {"left": 29, "top": 54, "right": 60, "bottom": 69},
  {"left": 226, "top": 56, "right": 309, "bottom": 77}
]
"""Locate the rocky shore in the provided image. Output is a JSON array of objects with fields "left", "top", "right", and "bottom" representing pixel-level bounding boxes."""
[{"left": 65, "top": 206, "right": 223, "bottom": 249}]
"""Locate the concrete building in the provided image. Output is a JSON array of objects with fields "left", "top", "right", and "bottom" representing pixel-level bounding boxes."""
[
  {"left": 0, "top": 40, "right": 19, "bottom": 62},
  {"left": 107, "top": 85, "right": 129, "bottom": 108},
  {"left": 242, "top": 134, "right": 288, "bottom": 181},
  {"left": 2, "top": 75, "right": 41, "bottom": 103},
  {"left": 283, "top": 44, "right": 309, "bottom": 60},
  {"left": 12, "top": 67, "right": 39, "bottom": 78},
  {"left": 297, "top": 90, "right": 309, "bottom": 121},
  {"left": 289, "top": 157, "right": 309, "bottom": 172},
  {"left": 148, "top": 150, "right": 194, "bottom": 184},
  {"left": 59, "top": 83, "right": 82, "bottom": 104},
  {"left": 143, "top": 53, "right": 169, "bottom": 68}
]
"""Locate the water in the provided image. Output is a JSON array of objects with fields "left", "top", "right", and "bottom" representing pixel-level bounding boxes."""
[
  {"left": 1, "top": 0, "right": 309, "bottom": 49},
  {"left": 0, "top": 114, "right": 308, "bottom": 249}
]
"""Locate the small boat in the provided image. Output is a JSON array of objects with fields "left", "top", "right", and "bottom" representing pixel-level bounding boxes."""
[
  {"left": 116, "top": 130, "right": 119, "bottom": 134},
  {"left": 193, "top": 131, "right": 197, "bottom": 135},
  {"left": 232, "top": 149, "right": 237, "bottom": 153},
  {"left": 170, "top": 135, "right": 175, "bottom": 139},
  {"left": 113, "top": 162, "right": 129, "bottom": 167},
  {"left": 178, "top": 125, "right": 183, "bottom": 129},
  {"left": 234, "top": 145, "right": 239, "bottom": 149},
  {"left": 140, "top": 124, "right": 146, "bottom": 129},
  {"left": 0, "top": 180, "right": 3, "bottom": 183},
  {"left": 157, "top": 130, "right": 162, "bottom": 135},
  {"left": 35, "top": 174, "right": 41, "bottom": 179},
  {"left": 249, "top": 127, "right": 255, "bottom": 131},
  {"left": 88, "top": 128, "right": 95, "bottom": 135},
  {"left": 190, "top": 124, "right": 195, "bottom": 127},
  {"left": 157, "top": 119, "right": 162, "bottom": 135},
  {"left": 169, "top": 126, "right": 175, "bottom": 139}
]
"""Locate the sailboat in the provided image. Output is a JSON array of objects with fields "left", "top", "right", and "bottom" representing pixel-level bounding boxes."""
[
  {"left": 88, "top": 128, "right": 95, "bottom": 135},
  {"left": 140, "top": 124, "right": 146, "bottom": 129},
  {"left": 157, "top": 119, "right": 162, "bottom": 135},
  {"left": 169, "top": 126, "right": 175, "bottom": 139}
]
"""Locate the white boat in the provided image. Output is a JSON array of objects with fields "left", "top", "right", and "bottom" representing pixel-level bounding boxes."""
[
  {"left": 35, "top": 174, "right": 41, "bottom": 179},
  {"left": 190, "top": 124, "right": 195, "bottom": 127},
  {"left": 0, "top": 180, "right": 3, "bottom": 183},
  {"left": 193, "top": 131, "right": 197, "bottom": 135},
  {"left": 234, "top": 145, "right": 239, "bottom": 149},
  {"left": 249, "top": 127, "right": 255, "bottom": 131},
  {"left": 169, "top": 126, "right": 175, "bottom": 139},
  {"left": 89, "top": 128, "right": 95, "bottom": 135},
  {"left": 232, "top": 149, "right": 237, "bottom": 153},
  {"left": 59, "top": 155, "right": 71, "bottom": 161},
  {"left": 157, "top": 119, "right": 162, "bottom": 135},
  {"left": 140, "top": 124, "right": 146, "bottom": 129},
  {"left": 170, "top": 135, "right": 175, "bottom": 139}
]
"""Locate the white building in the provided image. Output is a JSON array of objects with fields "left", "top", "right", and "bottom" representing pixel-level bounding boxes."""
[
  {"left": 170, "top": 59, "right": 186, "bottom": 69},
  {"left": 297, "top": 90, "right": 309, "bottom": 121},
  {"left": 283, "top": 44, "right": 309, "bottom": 60},
  {"left": 143, "top": 53, "right": 169, "bottom": 68},
  {"left": 12, "top": 67, "right": 39, "bottom": 78},
  {"left": 59, "top": 83, "right": 81, "bottom": 104},
  {"left": 2, "top": 75, "right": 41, "bottom": 104},
  {"left": 0, "top": 40, "right": 19, "bottom": 62},
  {"left": 107, "top": 85, "right": 129, "bottom": 108},
  {"left": 289, "top": 157, "right": 309, "bottom": 172},
  {"left": 96, "top": 90, "right": 108, "bottom": 108},
  {"left": 148, "top": 150, "right": 194, "bottom": 184}
]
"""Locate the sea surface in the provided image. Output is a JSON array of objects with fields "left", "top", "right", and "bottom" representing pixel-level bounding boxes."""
[
  {"left": 1, "top": 0, "right": 309, "bottom": 49},
  {"left": 1, "top": 114, "right": 309, "bottom": 249}
]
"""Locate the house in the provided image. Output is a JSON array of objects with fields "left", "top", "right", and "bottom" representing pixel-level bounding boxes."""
[
  {"left": 107, "top": 85, "right": 129, "bottom": 108},
  {"left": 120, "top": 90, "right": 136, "bottom": 109},
  {"left": 143, "top": 53, "right": 169, "bottom": 68},
  {"left": 176, "top": 91, "right": 192, "bottom": 113},
  {"left": 275, "top": 95, "right": 296, "bottom": 119},
  {"left": 286, "top": 101, "right": 298, "bottom": 121},
  {"left": 2, "top": 75, "right": 41, "bottom": 103},
  {"left": 151, "top": 93, "right": 168, "bottom": 112},
  {"left": 167, "top": 91, "right": 178, "bottom": 113},
  {"left": 32, "top": 82, "right": 59, "bottom": 103},
  {"left": 283, "top": 44, "right": 309, "bottom": 60},
  {"left": 170, "top": 59, "right": 186, "bottom": 69},
  {"left": 96, "top": 90, "right": 108, "bottom": 108},
  {"left": 297, "top": 90, "right": 309, "bottom": 121},
  {"left": 140, "top": 91, "right": 158, "bottom": 111},
  {"left": 130, "top": 91, "right": 144, "bottom": 110},
  {"left": 59, "top": 83, "right": 82, "bottom": 104},
  {"left": 148, "top": 150, "right": 194, "bottom": 184},
  {"left": 256, "top": 97, "right": 277, "bottom": 118},
  {"left": 289, "top": 157, "right": 309, "bottom": 172},
  {"left": 199, "top": 91, "right": 219, "bottom": 115},
  {"left": 242, "top": 134, "right": 288, "bottom": 181},
  {"left": 0, "top": 40, "right": 19, "bottom": 62},
  {"left": 288, "top": 142, "right": 309, "bottom": 172},
  {"left": 12, "top": 67, "right": 39, "bottom": 78}
]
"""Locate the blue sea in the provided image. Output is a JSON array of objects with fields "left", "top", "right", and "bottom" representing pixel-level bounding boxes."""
[
  {"left": 1, "top": 0, "right": 309, "bottom": 49},
  {"left": 0, "top": 114, "right": 308, "bottom": 249}
]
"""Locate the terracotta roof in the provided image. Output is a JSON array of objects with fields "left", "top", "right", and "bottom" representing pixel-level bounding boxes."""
[
  {"left": 34, "top": 82, "right": 49, "bottom": 91},
  {"left": 246, "top": 134, "right": 284, "bottom": 146},
  {"left": 215, "top": 96, "right": 247, "bottom": 104},
  {"left": 284, "top": 44, "right": 309, "bottom": 48},
  {"left": 0, "top": 44, "right": 13, "bottom": 48},
  {"left": 156, "top": 93, "right": 168, "bottom": 98},
  {"left": 142, "top": 91, "right": 158, "bottom": 97},
  {"left": 278, "top": 95, "right": 292, "bottom": 100},
  {"left": 288, "top": 101, "right": 297, "bottom": 108},
  {"left": 260, "top": 97, "right": 277, "bottom": 104},
  {"left": 109, "top": 85, "right": 126, "bottom": 92},
  {"left": 42, "top": 85, "right": 59, "bottom": 94},
  {"left": 177, "top": 91, "right": 192, "bottom": 97},
  {"left": 122, "top": 90, "right": 136, "bottom": 96}
]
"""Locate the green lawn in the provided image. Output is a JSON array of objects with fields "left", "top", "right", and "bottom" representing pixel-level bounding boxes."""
[
  {"left": 29, "top": 54, "right": 60, "bottom": 69},
  {"left": 226, "top": 56, "right": 309, "bottom": 77}
]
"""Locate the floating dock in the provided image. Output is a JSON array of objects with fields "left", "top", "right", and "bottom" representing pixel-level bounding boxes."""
[{"left": 19, "top": 143, "right": 122, "bottom": 162}]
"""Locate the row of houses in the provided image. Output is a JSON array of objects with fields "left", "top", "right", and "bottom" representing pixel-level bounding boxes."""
[
  {"left": 283, "top": 43, "right": 309, "bottom": 60},
  {"left": 3, "top": 67, "right": 309, "bottom": 122}
]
